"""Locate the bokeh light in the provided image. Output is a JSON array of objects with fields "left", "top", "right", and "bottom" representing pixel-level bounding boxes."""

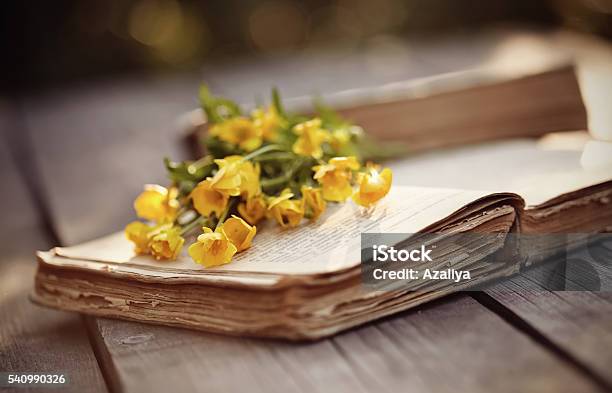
[
  {"left": 128, "top": 0, "right": 210, "bottom": 65},
  {"left": 5, "top": 0, "right": 611, "bottom": 92}
]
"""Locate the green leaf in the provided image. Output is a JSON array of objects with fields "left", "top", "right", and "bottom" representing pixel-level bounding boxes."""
[
  {"left": 199, "top": 85, "right": 242, "bottom": 124},
  {"left": 203, "top": 135, "right": 242, "bottom": 158},
  {"left": 271, "top": 87, "right": 287, "bottom": 119},
  {"left": 164, "top": 156, "right": 213, "bottom": 185}
]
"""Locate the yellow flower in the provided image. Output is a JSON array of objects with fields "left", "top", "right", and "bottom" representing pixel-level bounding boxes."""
[
  {"left": 301, "top": 186, "right": 326, "bottom": 220},
  {"left": 313, "top": 156, "right": 360, "bottom": 202},
  {"left": 352, "top": 166, "right": 393, "bottom": 207},
  {"left": 267, "top": 189, "right": 304, "bottom": 228},
  {"left": 292, "top": 118, "right": 330, "bottom": 159},
  {"left": 125, "top": 221, "right": 154, "bottom": 254},
  {"left": 188, "top": 227, "right": 237, "bottom": 267},
  {"left": 252, "top": 106, "right": 285, "bottom": 141},
  {"left": 328, "top": 156, "right": 360, "bottom": 170},
  {"left": 210, "top": 158, "right": 242, "bottom": 196},
  {"left": 219, "top": 215, "right": 256, "bottom": 252},
  {"left": 237, "top": 196, "right": 267, "bottom": 225},
  {"left": 190, "top": 179, "right": 229, "bottom": 217},
  {"left": 209, "top": 117, "right": 262, "bottom": 152},
  {"left": 133, "top": 185, "right": 179, "bottom": 223},
  {"left": 212, "top": 156, "right": 260, "bottom": 199},
  {"left": 330, "top": 128, "right": 351, "bottom": 152},
  {"left": 148, "top": 225, "right": 185, "bottom": 260},
  {"left": 237, "top": 161, "right": 261, "bottom": 200}
]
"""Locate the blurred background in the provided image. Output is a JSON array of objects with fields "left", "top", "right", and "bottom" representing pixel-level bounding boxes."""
[{"left": 3, "top": 0, "right": 612, "bottom": 94}]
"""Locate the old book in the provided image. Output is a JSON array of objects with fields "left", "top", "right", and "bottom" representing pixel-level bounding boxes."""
[
  {"left": 32, "top": 65, "right": 612, "bottom": 340},
  {"left": 32, "top": 156, "right": 612, "bottom": 339},
  {"left": 187, "top": 63, "right": 586, "bottom": 157}
]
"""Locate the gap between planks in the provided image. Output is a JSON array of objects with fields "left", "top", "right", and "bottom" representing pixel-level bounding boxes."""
[{"left": 472, "top": 291, "right": 612, "bottom": 393}]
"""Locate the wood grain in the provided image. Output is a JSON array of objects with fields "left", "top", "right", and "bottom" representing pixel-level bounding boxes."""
[
  {"left": 0, "top": 101, "right": 107, "bottom": 393},
  {"left": 486, "top": 267, "right": 612, "bottom": 387},
  {"left": 85, "top": 296, "right": 602, "bottom": 393}
]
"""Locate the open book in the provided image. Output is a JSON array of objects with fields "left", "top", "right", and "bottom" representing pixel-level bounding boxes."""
[
  {"left": 32, "top": 169, "right": 612, "bottom": 339},
  {"left": 32, "top": 65, "right": 612, "bottom": 340}
]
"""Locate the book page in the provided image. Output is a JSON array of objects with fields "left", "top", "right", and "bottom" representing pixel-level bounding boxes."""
[
  {"left": 388, "top": 132, "right": 612, "bottom": 208},
  {"left": 50, "top": 186, "right": 492, "bottom": 276},
  {"left": 512, "top": 168, "right": 611, "bottom": 207}
]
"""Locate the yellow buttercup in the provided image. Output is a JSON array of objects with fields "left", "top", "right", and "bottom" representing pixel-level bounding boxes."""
[
  {"left": 237, "top": 196, "right": 267, "bottom": 225},
  {"left": 219, "top": 215, "right": 256, "bottom": 252},
  {"left": 313, "top": 156, "right": 360, "bottom": 202},
  {"left": 190, "top": 179, "right": 229, "bottom": 217},
  {"left": 352, "top": 166, "right": 393, "bottom": 207},
  {"left": 252, "top": 106, "right": 285, "bottom": 142},
  {"left": 148, "top": 225, "right": 185, "bottom": 260},
  {"left": 292, "top": 118, "right": 330, "bottom": 159},
  {"left": 133, "top": 185, "right": 179, "bottom": 223},
  {"left": 330, "top": 128, "right": 351, "bottom": 153},
  {"left": 210, "top": 158, "right": 242, "bottom": 196},
  {"left": 267, "top": 189, "right": 304, "bottom": 228},
  {"left": 124, "top": 221, "right": 154, "bottom": 254},
  {"left": 213, "top": 156, "right": 260, "bottom": 200},
  {"left": 301, "top": 186, "right": 326, "bottom": 220},
  {"left": 209, "top": 117, "right": 262, "bottom": 152},
  {"left": 188, "top": 227, "right": 238, "bottom": 267}
]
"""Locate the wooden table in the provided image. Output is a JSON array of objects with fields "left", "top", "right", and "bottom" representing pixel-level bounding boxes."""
[{"left": 1, "top": 29, "right": 611, "bottom": 393}]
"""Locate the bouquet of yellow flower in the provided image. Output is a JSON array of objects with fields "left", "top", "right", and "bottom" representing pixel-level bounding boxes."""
[{"left": 125, "top": 87, "right": 394, "bottom": 267}]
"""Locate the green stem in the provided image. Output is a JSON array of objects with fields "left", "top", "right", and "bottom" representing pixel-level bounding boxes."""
[
  {"left": 260, "top": 158, "right": 306, "bottom": 190},
  {"left": 188, "top": 155, "right": 214, "bottom": 175},
  {"left": 177, "top": 205, "right": 189, "bottom": 218},
  {"left": 260, "top": 175, "right": 291, "bottom": 190},
  {"left": 251, "top": 152, "right": 296, "bottom": 162},
  {"left": 242, "top": 144, "right": 285, "bottom": 161},
  {"left": 180, "top": 216, "right": 208, "bottom": 236},
  {"left": 193, "top": 155, "right": 213, "bottom": 168},
  {"left": 215, "top": 198, "right": 238, "bottom": 230}
]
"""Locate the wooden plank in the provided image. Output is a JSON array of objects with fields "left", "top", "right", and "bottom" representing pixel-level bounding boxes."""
[
  {"left": 21, "top": 69, "right": 607, "bottom": 391},
  {"left": 332, "top": 295, "right": 603, "bottom": 393},
  {"left": 84, "top": 317, "right": 368, "bottom": 393},
  {"left": 0, "top": 101, "right": 107, "bottom": 393},
  {"left": 485, "top": 265, "right": 612, "bottom": 387},
  {"left": 85, "top": 296, "right": 602, "bottom": 393}
]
